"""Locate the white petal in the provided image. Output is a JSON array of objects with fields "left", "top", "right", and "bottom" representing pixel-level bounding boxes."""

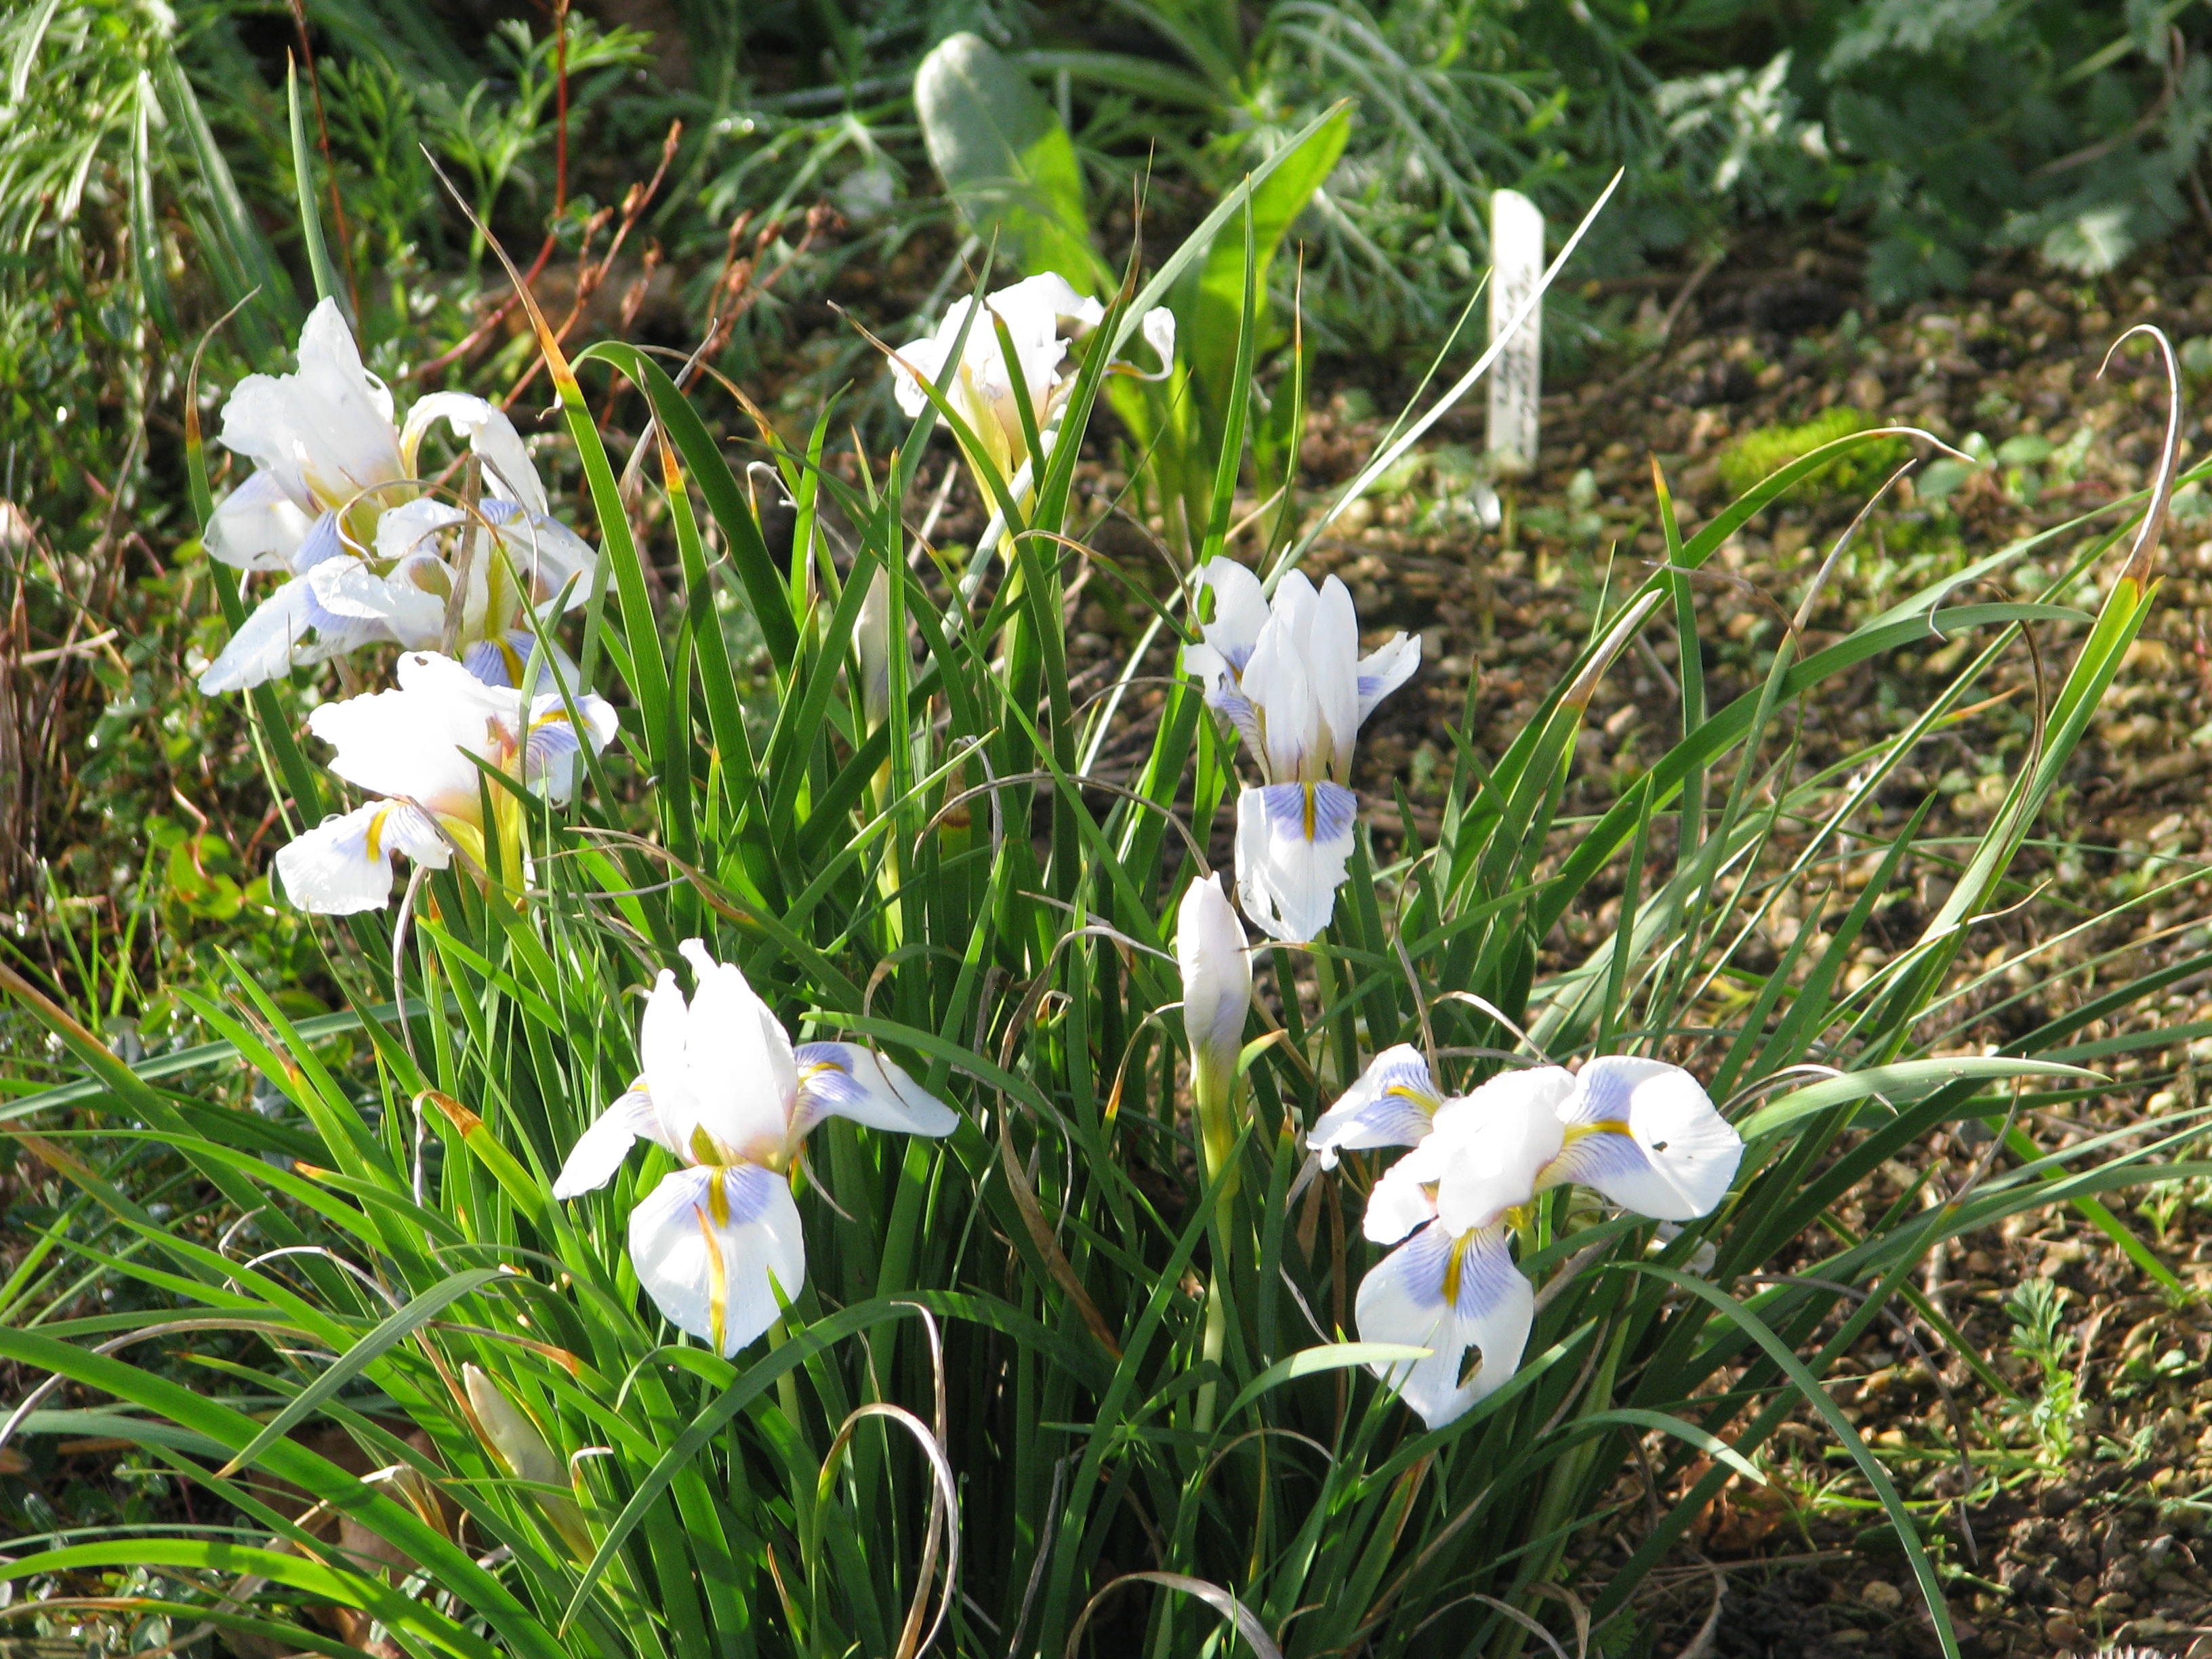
[
  {"left": 197, "top": 577, "right": 313, "bottom": 694},
  {"left": 306, "top": 554, "right": 445, "bottom": 643},
  {"left": 375, "top": 497, "right": 466, "bottom": 566},
  {"left": 299, "top": 296, "right": 397, "bottom": 428},
  {"left": 1355, "top": 631, "right": 1420, "bottom": 727},
  {"left": 1429, "top": 1080, "right": 1568, "bottom": 1236},
  {"left": 1237, "top": 572, "right": 1319, "bottom": 781},
  {"left": 206, "top": 469, "right": 314, "bottom": 571},
  {"left": 636, "top": 970, "right": 702, "bottom": 1149},
  {"left": 402, "top": 392, "right": 548, "bottom": 516},
  {"left": 1549, "top": 1057, "right": 1742, "bottom": 1221},
  {"left": 527, "top": 686, "right": 619, "bottom": 753},
  {"left": 273, "top": 800, "right": 447, "bottom": 914},
  {"left": 672, "top": 940, "right": 798, "bottom": 1165},
  {"left": 1135, "top": 306, "right": 1176, "bottom": 375},
  {"left": 628, "top": 1163, "right": 806, "bottom": 1356},
  {"left": 220, "top": 298, "right": 403, "bottom": 514},
  {"left": 971, "top": 278, "right": 1083, "bottom": 433},
  {"left": 1176, "top": 874, "right": 1252, "bottom": 1087},
  {"left": 1185, "top": 566, "right": 1274, "bottom": 752},
  {"left": 1191, "top": 558, "right": 1269, "bottom": 681},
  {"left": 1309, "top": 1043, "right": 1441, "bottom": 1168},
  {"left": 306, "top": 657, "right": 509, "bottom": 818},
  {"left": 791, "top": 1042, "right": 960, "bottom": 1140},
  {"left": 1451, "top": 1065, "right": 1578, "bottom": 1125},
  {"left": 552, "top": 1087, "right": 670, "bottom": 1200},
  {"left": 522, "top": 688, "right": 619, "bottom": 804},
  {"left": 489, "top": 507, "right": 596, "bottom": 611},
  {"left": 990, "top": 272, "right": 1101, "bottom": 336},
  {"left": 1306, "top": 576, "right": 1364, "bottom": 778},
  {"left": 1356, "top": 1221, "right": 1533, "bottom": 1429},
  {"left": 1234, "top": 782, "right": 1356, "bottom": 944},
  {"left": 890, "top": 329, "right": 957, "bottom": 419},
  {"left": 1362, "top": 1148, "right": 1439, "bottom": 1244}
]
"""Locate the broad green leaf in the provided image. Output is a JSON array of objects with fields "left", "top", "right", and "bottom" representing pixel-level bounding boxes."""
[
  {"left": 1184, "top": 106, "right": 1350, "bottom": 423},
  {"left": 915, "top": 31, "right": 1103, "bottom": 285}
]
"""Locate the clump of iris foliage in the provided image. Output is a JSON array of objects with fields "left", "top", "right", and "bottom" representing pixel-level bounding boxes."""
[{"left": 4, "top": 85, "right": 2211, "bottom": 1656}]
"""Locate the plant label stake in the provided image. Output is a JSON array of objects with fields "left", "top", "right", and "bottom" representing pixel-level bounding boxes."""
[{"left": 1486, "top": 190, "right": 1544, "bottom": 478}]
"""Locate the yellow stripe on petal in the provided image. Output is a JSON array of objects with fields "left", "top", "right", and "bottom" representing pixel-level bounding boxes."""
[
  {"left": 696, "top": 1198, "right": 728, "bottom": 1357},
  {"left": 1440, "top": 1230, "right": 1471, "bottom": 1307},
  {"left": 1569, "top": 1119, "right": 1631, "bottom": 1139}
]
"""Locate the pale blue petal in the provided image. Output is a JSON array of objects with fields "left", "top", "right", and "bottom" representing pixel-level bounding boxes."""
[
  {"left": 792, "top": 1042, "right": 960, "bottom": 1139},
  {"left": 1310, "top": 1043, "right": 1441, "bottom": 1168},
  {"left": 1355, "top": 1221, "right": 1532, "bottom": 1429}
]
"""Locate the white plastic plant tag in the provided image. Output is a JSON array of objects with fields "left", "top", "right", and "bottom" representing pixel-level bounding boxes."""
[{"left": 1486, "top": 189, "right": 1544, "bottom": 478}]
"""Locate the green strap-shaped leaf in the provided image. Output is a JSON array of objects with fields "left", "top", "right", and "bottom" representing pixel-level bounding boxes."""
[
  {"left": 0, "top": 1328, "right": 567, "bottom": 1659},
  {"left": 0, "top": 1542, "right": 502, "bottom": 1659},
  {"left": 916, "top": 32, "right": 1105, "bottom": 285},
  {"left": 0, "top": 998, "right": 436, "bottom": 1123},
  {"left": 1741, "top": 1057, "right": 2100, "bottom": 1141},
  {"left": 285, "top": 58, "right": 342, "bottom": 312},
  {"left": 1221, "top": 1342, "right": 1429, "bottom": 1423},
  {"left": 218, "top": 1269, "right": 506, "bottom": 1477},
  {"left": 561, "top": 1291, "right": 1105, "bottom": 1631}
]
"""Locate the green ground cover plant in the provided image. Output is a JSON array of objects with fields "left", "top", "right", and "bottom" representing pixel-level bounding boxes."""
[{"left": 5, "top": 76, "right": 2212, "bottom": 1648}]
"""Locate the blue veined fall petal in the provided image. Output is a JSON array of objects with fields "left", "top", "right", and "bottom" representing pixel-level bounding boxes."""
[{"left": 552, "top": 941, "right": 960, "bottom": 1357}]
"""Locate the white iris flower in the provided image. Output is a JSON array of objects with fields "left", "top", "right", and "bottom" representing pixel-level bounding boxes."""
[
  {"left": 553, "top": 941, "right": 959, "bottom": 1356},
  {"left": 1317, "top": 1048, "right": 1743, "bottom": 1427},
  {"left": 199, "top": 298, "right": 596, "bottom": 695},
  {"left": 273, "top": 651, "right": 617, "bottom": 914},
  {"left": 890, "top": 273, "right": 1174, "bottom": 491},
  {"left": 1183, "top": 558, "right": 1420, "bottom": 943}
]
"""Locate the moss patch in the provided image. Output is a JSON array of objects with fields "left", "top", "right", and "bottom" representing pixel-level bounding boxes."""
[{"left": 1717, "top": 405, "right": 1909, "bottom": 499}]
